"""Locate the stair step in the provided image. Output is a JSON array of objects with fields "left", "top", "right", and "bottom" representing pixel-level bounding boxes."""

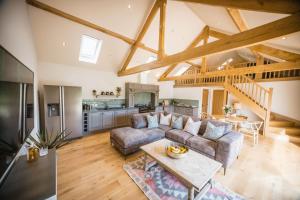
[
  {"left": 285, "top": 127, "right": 300, "bottom": 136},
  {"left": 269, "top": 127, "right": 285, "bottom": 134},
  {"left": 269, "top": 127, "right": 300, "bottom": 136},
  {"left": 268, "top": 131, "right": 300, "bottom": 145},
  {"left": 269, "top": 120, "right": 295, "bottom": 127},
  {"left": 289, "top": 135, "right": 300, "bottom": 145}
]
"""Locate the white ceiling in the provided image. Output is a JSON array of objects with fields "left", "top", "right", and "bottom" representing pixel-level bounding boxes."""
[{"left": 29, "top": 0, "right": 300, "bottom": 76}]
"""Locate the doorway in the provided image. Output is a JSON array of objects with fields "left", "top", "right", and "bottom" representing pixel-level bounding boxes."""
[
  {"left": 202, "top": 89, "right": 209, "bottom": 113},
  {"left": 212, "top": 90, "right": 224, "bottom": 115}
]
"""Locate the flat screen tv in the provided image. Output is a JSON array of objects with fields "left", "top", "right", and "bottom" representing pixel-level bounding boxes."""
[{"left": 0, "top": 46, "right": 34, "bottom": 184}]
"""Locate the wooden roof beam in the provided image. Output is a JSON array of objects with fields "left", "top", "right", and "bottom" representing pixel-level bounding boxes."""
[
  {"left": 158, "top": 0, "right": 167, "bottom": 60},
  {"left": 118, "top": 13, "right": 300, "bottom": 76},
  {"left": 26, "top": 0, "right": 159, "bottom": 57},
  {"left": 226, "top": 8, "right": 261, "bottom": 58},
  {"left": 172, "top": 0, "right": 300, "bottom": 14},
  {"left": 209, "top": 28, "right": 300, "bottom": 61},
  {"left": 159, "top": 26, "right": 209, "bottom": 80},
  {"left": 119, "top": 0, "right": 161, "bottom": 72}
]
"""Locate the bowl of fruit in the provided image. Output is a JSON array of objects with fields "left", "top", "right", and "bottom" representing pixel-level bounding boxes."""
[{"left": 166, "top": 142, "right": 189, "bottom": 159}]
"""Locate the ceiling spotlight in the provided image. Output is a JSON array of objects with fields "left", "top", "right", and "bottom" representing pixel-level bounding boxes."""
[
  {"left": 128, "top": 4, "right": 131, "bottom": 9},
  {"left": 281, "top": 37, "right": 286, "bottom": 40},
  {"left": 62, "top": 42, "right": 66, "bottom": 47}
]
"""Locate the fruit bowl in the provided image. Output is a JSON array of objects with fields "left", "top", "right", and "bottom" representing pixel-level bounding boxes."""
[{"left": 166, "top": 142, "right": 189, "bottom": 159}]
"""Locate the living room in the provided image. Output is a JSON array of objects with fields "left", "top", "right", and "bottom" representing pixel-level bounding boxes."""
[{"left": 0, "top": 0, "right": 300, "bottom": 199}]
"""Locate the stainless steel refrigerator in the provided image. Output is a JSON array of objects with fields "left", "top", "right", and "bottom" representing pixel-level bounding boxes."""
[{"left": 40, "top": 85, "right": 82, "bottom": 139}]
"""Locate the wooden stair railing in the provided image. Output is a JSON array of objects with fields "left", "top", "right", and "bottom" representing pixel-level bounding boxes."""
[
  {"left": 173, "top": 67, "right": 274, "bottom": 134},
  {"left": 224, "top": 73, "right": 273, "bottom": 134}
]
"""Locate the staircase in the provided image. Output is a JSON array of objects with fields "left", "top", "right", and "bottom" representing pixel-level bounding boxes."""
[
  {"left": 269, "top": 114, "right": 300, "bottom": 146},
  {"left": 224, "top": 73, "right": 273, "bottom": 134}
]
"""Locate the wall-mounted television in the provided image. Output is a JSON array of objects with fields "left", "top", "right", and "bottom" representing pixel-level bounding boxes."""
[{"left": 0, "top": 45, "right": 34, "bottom": 184}]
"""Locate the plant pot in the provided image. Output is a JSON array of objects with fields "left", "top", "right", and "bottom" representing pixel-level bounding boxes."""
[{"left": 39, "top": 147, "right": 48, "bottom": 157}]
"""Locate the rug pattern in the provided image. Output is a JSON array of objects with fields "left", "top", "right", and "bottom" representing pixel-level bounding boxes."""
[{"left": 123, "top": 157, "right": 244, "bottom": 200}]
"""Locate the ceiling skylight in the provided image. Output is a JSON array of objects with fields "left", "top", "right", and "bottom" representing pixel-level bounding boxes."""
[
  {"left": 175, "top": 66, "right": 189, "bottom": 76},
  {"left": 79, "top": 35, "right": 102, "bottom": 64}
]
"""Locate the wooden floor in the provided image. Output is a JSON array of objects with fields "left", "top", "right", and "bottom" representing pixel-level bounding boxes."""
[{"left": 57, "top": 132, "right": 300, "bottom": 200}]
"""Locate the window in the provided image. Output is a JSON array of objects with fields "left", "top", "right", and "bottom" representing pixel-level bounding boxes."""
[
  {"left": 79, "top": 35, "right": 102, "bottom": 64},
  {"left": 146, "top": 55, "right": 156, "bottom": 63}
]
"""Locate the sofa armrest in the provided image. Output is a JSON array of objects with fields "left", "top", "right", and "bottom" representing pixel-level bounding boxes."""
[{"left": 215, "top": 131, "right": 244, "bottom": 169}]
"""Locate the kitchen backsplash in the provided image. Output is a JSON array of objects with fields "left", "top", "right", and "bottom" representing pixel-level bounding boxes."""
[
  {"left": 83, "top": 99, "right": 125, "bottom": 108},
  {"left": 158, "top": 98, "right": 200, "bottom": 107},
  {"left": 83, "top": 98, "right": 200, "bottom": 108}
]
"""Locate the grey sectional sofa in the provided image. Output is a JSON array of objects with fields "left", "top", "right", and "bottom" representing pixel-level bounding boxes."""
[{"left": 110, "top": 112, "right": 244, "bottom": 174}]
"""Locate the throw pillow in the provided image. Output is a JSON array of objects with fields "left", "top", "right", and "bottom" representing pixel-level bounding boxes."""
[
  {"left": 203, "top": 122, "right": 226, "bottom": 140},
  {"left": 160, "top": 113, "right": 172, "bottom": 126},
  {"left": 183, "top": 117, "right": 201, "bottom": 135},
  {"left": 147, "top": 114, "right": 159, "bottom": 128},
  {"left": 171, "top": 115, "right": 183, "bottom": 129}
]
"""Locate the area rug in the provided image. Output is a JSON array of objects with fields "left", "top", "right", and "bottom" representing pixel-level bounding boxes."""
[{"left": 123, "top": 157, "right": 244, "bottom": 200}]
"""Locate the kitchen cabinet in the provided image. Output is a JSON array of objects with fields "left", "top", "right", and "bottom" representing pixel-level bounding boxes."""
[
  {"left": 174, "top": 106, "right": 198, "bottom": 117},
  {"left": 102, "top": 111, "right": 114, "bottom": 129},
  {"left": 84, "top": 108, "right": 139, "bottom": 133},
  {"left": 114, "top": 110, "right": 127, "bottom": 127},
  {"left": 88, "top": 112, "right": 102, "bottom": 131}
]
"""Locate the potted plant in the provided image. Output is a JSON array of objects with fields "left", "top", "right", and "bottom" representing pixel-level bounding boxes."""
[
  {"left": 26, "top": 129, "right": 72, "bottom": 156},
  {"left": 223, "top": 105, "right": 232, "bottom": 117},
  {"left": 116, "top": 87, "right": 121, "bottom": 97}
]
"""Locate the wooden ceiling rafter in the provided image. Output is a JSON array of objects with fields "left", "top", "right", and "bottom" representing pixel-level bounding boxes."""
[
  {"left": 173, "top": 0, "right": 300, "bottom": 14},
  {"left": 26, "top": 0, "right": 160, "bottom": 54},
  {"left": 119, "top": 0, "right": 161, "bottom": 72},
  {"left": 226, "top": 8, "right": 262, "bottom": 59},
  {"left": 118, "top": 13, "right": 300, "bottom": 76},
  {"left": 200, "top": 26, "right": 209, "bottom": 73},
  {"left": 158, "top": 0, "right": 167, "bottom": 60},
  {"left": 209, "top": 28, "right": 300, "bottom": 62},
  {"left": 159, "top": 26, "right": 209, "bottom": 81}
]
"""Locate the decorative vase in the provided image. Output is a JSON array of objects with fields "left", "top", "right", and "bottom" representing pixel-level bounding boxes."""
[
  {"left": 27, "top": 147, "right": 39, "bottom": 162},
  {"left": 39, "top": 147, "right": 48, "bottom": 157}
]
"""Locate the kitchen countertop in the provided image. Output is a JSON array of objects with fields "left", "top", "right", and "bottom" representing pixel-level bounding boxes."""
[
  {"left": 157, "top": 104, "right": 198, "bottom": 108},
  {"left": 174, "top": 104, "right": 198, "bottom": 108}
]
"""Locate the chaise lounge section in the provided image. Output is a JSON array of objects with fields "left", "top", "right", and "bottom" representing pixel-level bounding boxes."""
[{"left": 110, "top": 112, "right": 244, "bottom": 174}]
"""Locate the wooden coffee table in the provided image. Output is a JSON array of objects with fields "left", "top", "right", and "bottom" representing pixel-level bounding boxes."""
[{"left": 140, "top": 139, "right": 222, "bottom": 200}]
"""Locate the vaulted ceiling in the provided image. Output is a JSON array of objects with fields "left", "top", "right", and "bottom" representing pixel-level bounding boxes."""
[{"left": 28, "top": 0, "right": 300, "bottom": 76}]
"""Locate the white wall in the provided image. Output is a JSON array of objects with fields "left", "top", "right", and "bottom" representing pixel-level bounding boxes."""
[
  {"left": 38, "top": 62, "right": 138, "bottom": 99},
  {"left": 260, "top": 80, "right": 300, "bottom": 120},
  {"left": 227, "top": 94, "right": 260, "bottom": 121},
  {"left": 0, "top": 0, "right": 38, "bottom": 134},
  {"left": 173, "top": 87, "right": 202, "bottom": 100}
]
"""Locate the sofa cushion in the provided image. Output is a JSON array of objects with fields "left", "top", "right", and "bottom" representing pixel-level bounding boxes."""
[
  {"left": 199, "top": 119, "right": 232, "bottom": 135},
  {"left": 132, "top": 114, "right": 147, "bottom": 129},
  {"left": 166, "top": 129, "right": 193, "bottom": 144},
  {"left": 110, "top": 127, "right": 148, "bottom": 148},
  {"left": 141, "top": 128, "right": 165, "bottom": 141},
  {"left": 146, "top": 114, "right": 159, "bottom": 128},
  {"left": 158, "top": 124, "right": 172, "bottom": 132},
  {"left": 186, "top": 136, "right": 217, "bottom": 157}
]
